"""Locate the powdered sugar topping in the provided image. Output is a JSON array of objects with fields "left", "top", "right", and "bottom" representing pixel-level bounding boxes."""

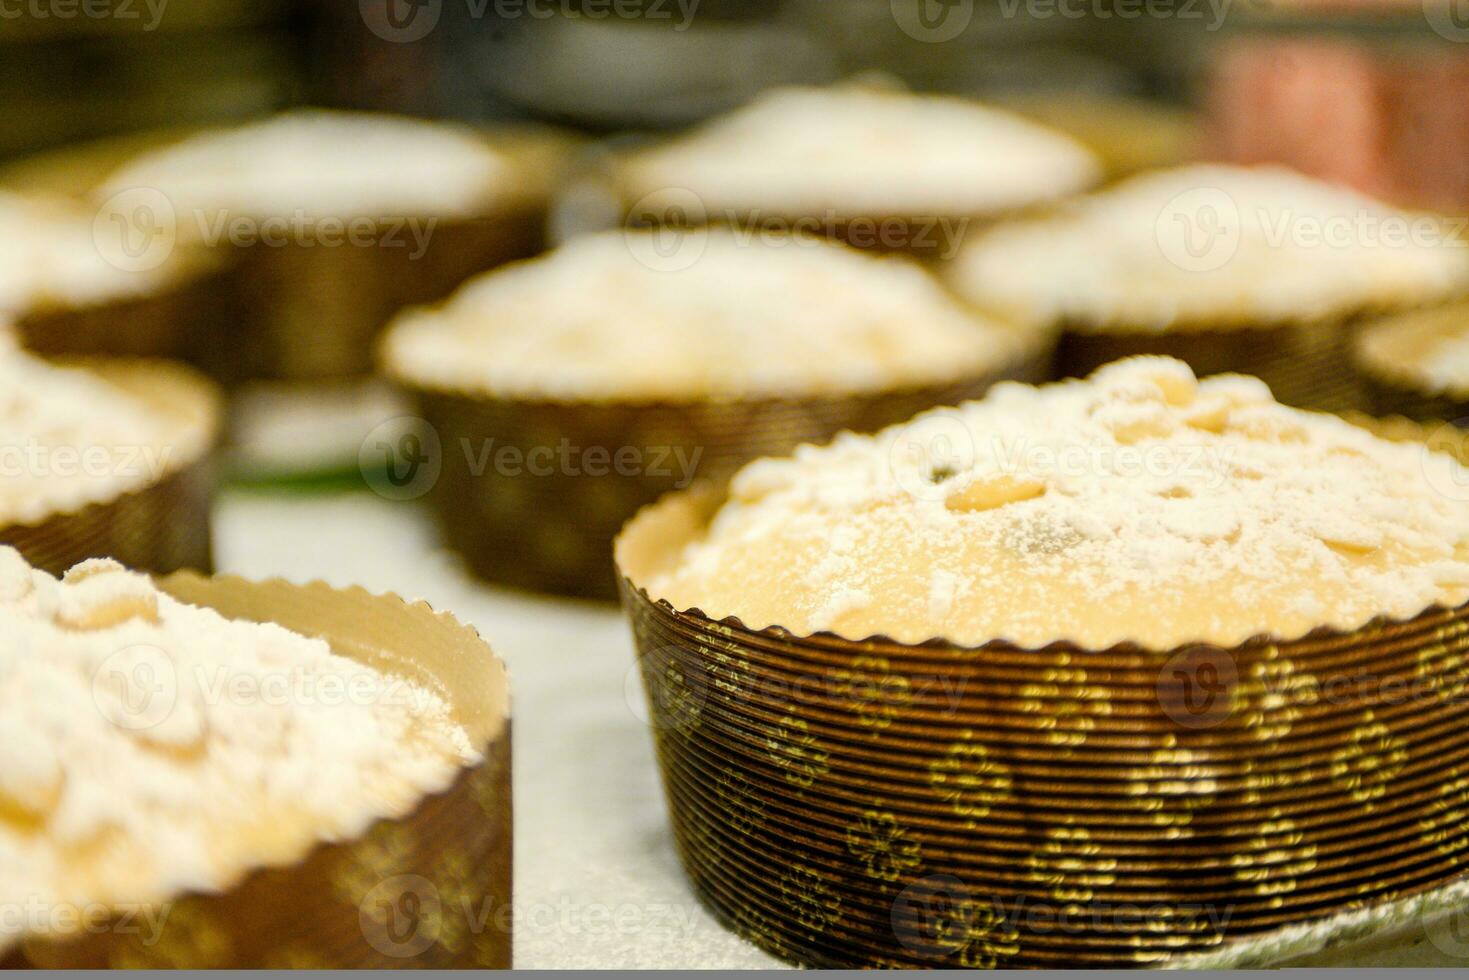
[
  {"left": 949, "top": 165, "right": 1469, "bottom": 332},
  {"left": 100, "top": 109, "right": 515, "bottom": 221},
  {"left": 646, "top": 357, "right": 1469, "bottom": 649},
  {"left": 0, "top": 337, "right": 201, "bottom": 526},
  {"left": 0, "top": 192, "right": 181, "bottom": 315},
  {"left": 0, "top": 552, "right": 477, "bottom": 954},
  {"left": 620, "top": 84, "right": 1101, "bottom": 222},
  {"left": 382, "top": 229, "right": 1028, "bottom": 400}
]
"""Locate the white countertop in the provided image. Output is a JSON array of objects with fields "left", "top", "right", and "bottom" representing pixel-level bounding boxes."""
[{"left": 214, "top": 488, "right": 785, "bottom": 970}]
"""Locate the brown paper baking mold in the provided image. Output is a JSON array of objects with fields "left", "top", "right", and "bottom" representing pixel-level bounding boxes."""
[
  {"left": 614, "top": 144, "right": 1098, "bottom": 262},
  {"left": 615, "top": 483, "right": 1469, "bottom": 968},
  {"left": 3, "top": 122, "right": 567, "bottom": 387},
  {"left": 199, "top": 209, "right": 546, "bottom": 384},
  {"left": 0, "top": 358, "right": 222, "bottom": 577},
  {"left": 12, "top": 573, "right": 512, "bottom": 969},
  {"left": 1057, "top": 315, "right": 1370, "bottom": 413},
  {"left": 1350, "top": 300, "right": 1469, "bottom": 424},
  {"left": 396, "top": 342, "right": 1051, "bottom": 601},
  {"left": 1361, "top": 380, "right": 1469, "bottom": 427},
  {"left": 14, "top": 255, "right": 233, "bottom": 364}
]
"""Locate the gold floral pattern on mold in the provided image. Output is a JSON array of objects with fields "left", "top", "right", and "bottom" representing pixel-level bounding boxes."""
[
  {"left": 1416, "top": 619, "right": 1469, "bottom": 704},
  {"left": 827, "top": 655, "right": 913, "bottom": 734},
  {"left": 713, "top": 765, "right": 768, "bottom": 840},
  {"left": 426, "top": 848, "right": 485, "bottom": 955},
  {"left": 642, "top": 654, "right": 707, "bottom": 735},
  {"left": 1017, "top": 668, "right": 1110, "bottom": 748},
  {"left": 1023, "top": 827, "right": 1119, "bottom": 904},
  {"left": 262, "top": 942, "right": 333, "bottom": 969},
  {"left": 701, "top": 641, "right": 746, "bottom": 705},
  {"left": 927, "top": 732, "right": 1014, "bottom": 827},
  {"left": 732, "top": 901, "right": 800, "bottom": 962},
  {"left": 110, "top": 903, "right": 232, "bottom": 970},
  {"left": 1329, "top": 712, "right": 1408, "bottom": 805},
  {"left": 1124, "top": 751, "right": 1220, "bottom": 834},
  {"left": 1418, "top": 767, "right": 1469, "bottom": 857},
  {"left": 1228, "top": 813, "right": 1319, "bottom": 906},
  {"left": 845, "top": 810, "right": 923, "bottom": 882},
  {"left": 949, "top": 897, "right": 1021, "bottom": 969},
  {"left": 765, "top": 715, "right": 830, "bottom": 789},
  {"left": 332, "top": 822, "right": 419, "bottom": 914},
  {"left": 779, "top": 863, "right": 842, "bottom": 936},
  {"left": 1234, "top": 653, "right": 1317, "bottom": 743}
]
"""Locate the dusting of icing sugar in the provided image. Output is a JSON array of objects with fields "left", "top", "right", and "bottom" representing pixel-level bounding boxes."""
[
  {"left": 1422, "top": 335, "right": 1469, "bottom": 395},
  {"left": 99, "top": 109, "right": 514, "bottom": 222},
  {"left": 381, "top": 229, "right": 1029, "bottom": 400},
  {"left": 0, "top": 192, "right": 178, "bottom": 315},
  {"left": 0, "top": 336, "right": 200, "bottom": 527},
  {"left": 948, "top": 164, "right": 1469, "bottom": 333},
  {"left": 0, "top": 551, "right": 477, "bottom": 955},
  {"left": 646, "top": 356, "right": 1469, "bottom": 649},
  {"left": 1354, "top": 300, "right": 1469, "bottom": 399},
  {"left": 619, "top": 84, "right": 1102, "bottom": 222}
]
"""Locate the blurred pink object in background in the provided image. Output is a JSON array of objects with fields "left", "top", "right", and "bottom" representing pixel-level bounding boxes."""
[{"left": 1207, "top": 16, "right": 1469, "bottom": 212}]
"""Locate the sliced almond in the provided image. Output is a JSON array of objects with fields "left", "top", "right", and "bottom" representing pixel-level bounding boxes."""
[
  {"left": 945, "top": 473, "right": 1045, "bottom": 513},
  {"left": 55, "top": 572, "right": 161, "bottom": 631},
  {"left": 0, "top": 720, "right": 64, "bottom": 824}
]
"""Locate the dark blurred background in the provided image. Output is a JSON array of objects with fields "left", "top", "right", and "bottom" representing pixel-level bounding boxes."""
[{"left": 1, "top": 0, "right": 1467, "bottom": 210}]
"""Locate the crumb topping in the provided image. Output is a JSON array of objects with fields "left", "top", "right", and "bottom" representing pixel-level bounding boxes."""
[
  {"left": 949, "top": 165, "right": 1469, "bottom": 333},
  {"left": 382, "top": 229, "right": 1030, "bottom": 400},
  {"left": 619, "top": 84, "right": 1101, "bottom": 222},
  {"left": 99, "top": 109, "right": 515, "bottom": 221},
  {"left": 646, "top": 357, "right": 1469, "bottom": 649},
  {"left": 0, "top": 551, "right": 477, "bottom": 952}
]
